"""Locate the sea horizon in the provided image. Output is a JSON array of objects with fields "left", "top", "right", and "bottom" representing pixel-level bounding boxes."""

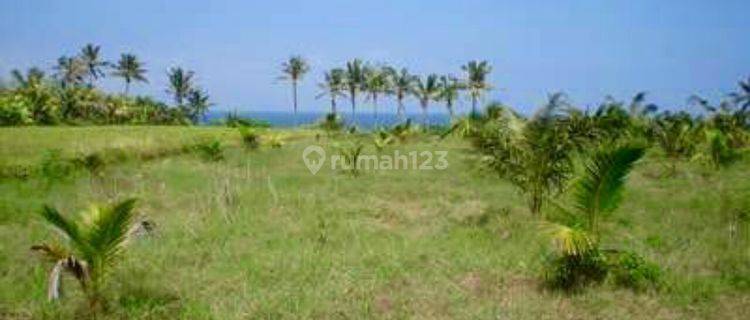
[{"left": 204, "top": 109, "right": 453, "bottom": 128}]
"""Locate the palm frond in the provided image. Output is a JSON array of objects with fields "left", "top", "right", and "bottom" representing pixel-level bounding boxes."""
[
  {"left": 40, "top": 205, "right": 85, "bottom": 247},
  {"left": 86, "top": 199, "right": 138, "bottom": 266},
  {"left": 540, "top": 222, "right": 595, "bottom": 256},
  {"left": 574, "top": 145, "right": 645, "bottom": 230}
]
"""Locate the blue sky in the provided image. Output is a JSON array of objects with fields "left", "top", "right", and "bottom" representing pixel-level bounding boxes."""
[{"left": 1, "top": 0, "right": 749, "bottom": 114}]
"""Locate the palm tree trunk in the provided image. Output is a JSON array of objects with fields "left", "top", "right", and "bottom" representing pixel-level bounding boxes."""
[
  {"left": 350, "top": 91, "right": 357, "bottom": 126},
  {"left": 471, "top": 94, "right": 478, "bottom": 117},
  {"left": 421, "top": 100, "right": 428, "bottom": 127},
  {"left": 292, "top": 80, "right": 298, "bottom": 125},
  {"left": 373, "top": 94, "right": 378, "bottom": 126},
  {"left": 447, "top": 102, "right": 454, "bottom": 119},
  {"left": 397, "top": 97, "right": 405, "bottom": 123},
  {"left": 124, "top": 81, "right": 130, "bottom": 97},
  {"left": 331, "top": 97, "right": 337, "bottom": 115}
]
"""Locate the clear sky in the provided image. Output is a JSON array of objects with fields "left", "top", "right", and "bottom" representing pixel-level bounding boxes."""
[{"left": 1, "top": 0, "right": 749, "bottom": 114}]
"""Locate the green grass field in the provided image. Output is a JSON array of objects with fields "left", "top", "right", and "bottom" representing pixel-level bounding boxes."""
[{"left": 0, "top": 126, "right": 748, "bottom": 319}]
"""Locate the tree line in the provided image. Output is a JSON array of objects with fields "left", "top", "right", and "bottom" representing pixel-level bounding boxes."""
[
  {"left": 0, "top": 43, "right": 211, "bottom": 125},
  {"left": 280, "top": 56, "right": 492, "bottom": 124}
]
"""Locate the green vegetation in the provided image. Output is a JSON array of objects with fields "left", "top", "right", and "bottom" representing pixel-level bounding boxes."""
[{"left": 1, "top": 49, "right": 749, "bottom": 318}]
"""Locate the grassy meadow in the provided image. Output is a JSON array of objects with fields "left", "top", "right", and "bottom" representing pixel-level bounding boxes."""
[{"left": 0, "top": 125, "right": 748, "bottom": 319}]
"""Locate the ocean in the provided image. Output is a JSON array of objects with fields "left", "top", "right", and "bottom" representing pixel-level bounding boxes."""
[{"left": 205, "top": 110, "right": 452, "bottom": 129}]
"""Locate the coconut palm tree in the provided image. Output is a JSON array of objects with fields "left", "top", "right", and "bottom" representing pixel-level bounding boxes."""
[
  {"left": 111, "top": 53, "right": 148, "bottom": 96},
  {"left": 166, "top": 67, "right": 194, "bottom": 107},
  {"left": 345, "top": 59, "right": 366, "bottom": 124},
  {"left": 79, "top": 44, "right": 109, "bottom": 87},
  {"left": 280, "top": 55, "right": 309, "bottom": 119},
  {"left": 461, "top": 60, "right": 492, "bottom": 116},
  {"left": 385, "top": 67, "right": 416, "bottom": 122},
  {"left": 363, "top": 65, "right": 391, "bottom": 123},
  {"left": 31, "top": 199, "right": 140, "bottom": 309},
  {"left": 54, "top": 56, "right": 87, "bottom": 88},
  {"left": 186, "top": 88, "right": 212, "bottom": 124},
  {"left": 439, "top": 75, "right": 461, "bottom": 118},
  {"left": 316, "top": 68, "right": 347, "bottom": 115},
  {"left": 542, "top": 145, "right": 645, "bottom": 289},
  {"left": 412, "top": 74, "right": 441, "bottom": 126}
]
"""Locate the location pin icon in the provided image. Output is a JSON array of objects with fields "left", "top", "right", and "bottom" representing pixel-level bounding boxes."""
[{"left": 302, "top": 145, "right": 326, "bottom": 175}]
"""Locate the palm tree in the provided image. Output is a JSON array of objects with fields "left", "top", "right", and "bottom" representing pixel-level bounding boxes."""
[
  {"left": 461, "top": 60, "right": 492, "bottom": 116},
  {"left": 316, "top": 68, "right": 347, "bottom": 115},
  {"left": 385, "top": 67, "right": 416, "bottom": 121},
  {"left": 186, "top": 88, "right": 212, "bottom": 123},
  {"left": 542, "top": 145, "right": 645, "bottom": 289},
  {"left": 111, "top": 53, "right": 148, "bottom": 96},
  {"left": 79, "top": 44, "right": 109, "bottom": 87},
  {"left": 280, "top": 55, "right": 309, "bottom": 119},
  {"left": 729, "top": 77, "right": 750, "bottom": 112},
  {"left": 10, "top": 67, "right": 45, "bottom": 88},
  {"left": 345, "top": 59, "right": 366, "bottom": 124},
  {"left": 363, "top": 65, "right": 391, "bottom": 123},
  {"left": 412, "top": 74, "right": 441, "bottom": 126},
  {"left": 31, "top": 199, "right": 140, "bottom": 309},
  {"left": 166, "top": 67, "right": 194, "bottom": 107},
  {"left": 54, "top": 56, "right": 87, "bottom": 88},
  {"left": 439, "top": 75, "right": 461, "bottom": 118}
]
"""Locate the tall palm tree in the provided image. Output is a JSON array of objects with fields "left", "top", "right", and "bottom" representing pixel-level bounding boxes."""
[
  {"left": 439, "top": 75, "right": 461, "bottom": 118},
  {"left": 364, "top": 65, "right": 391, "bottom": 123},
  {"left": 280, "top": 55, "right": 309, "bottom": 118},
  {"left": 345, "top": 59, "right": 366, "bottom": 124},
  {"left": 461, "top": 60, "right": 492, "bottom": 116},
  {"left": 413, "top": 74, "right": 441, "bottom": 126},
  {"left": 186, "top": 88, "right": 212, "bottom": 123},
  {"left": 316, "top": 68, "right": 347, "bottom": 115},
  {"left": 111, "top": 53, "right": 148, "bottom": 96},
  {"left": 31, "top": 199, "right": 140, "bottom": 309},
  {"left": 54, "top": 56, "right": 87, "bottom": 88},
  {"left": 79, "top": 44, "right": 109, "bottom": 87},
  {"left": 385, "top": 67, "right": 416, "bottom": 122},
  {"left": 166, "top": 67, "right": 194, "bottom": 107}
]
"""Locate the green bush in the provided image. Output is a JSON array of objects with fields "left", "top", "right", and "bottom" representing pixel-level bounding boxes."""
[
  {"left": 194, "top": 140, "right": 224, "bottom": 161},
  {"left": 238, "top": 126, "right": 260, "bottom": 149},
  {"left": 0, "top": 94, "right": 33, "bottom": 125},
  {"left": 609, "top": 251, "right": 662, "bottom": 291},
  {"left": 72, "top": 152, "right": 106, "bottom": 176},
  {"left": 39, "top": 149, "right": 74, "bottom": 180},
  {"left": 543, "top": 250, "right": 609, "bottom": 291}
]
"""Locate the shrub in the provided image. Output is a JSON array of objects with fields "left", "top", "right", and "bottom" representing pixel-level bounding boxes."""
[
  {"left": 336, "top": 140, "right": 365, "bottom": 176},
  {"left": 39, "top": 149, "right": 74, "bottom": 180},
  {"left": 543, "top": 250, "right": 609, "bottom": 291},
  {"left": 609, "top": 251, "right": 662, "bottom": 291},
  {"left": 320, "top": 113, "right": 344, "bottom": 132},
  {"left": 0, "top": 93, "right": 33, "bottom": 125},
  {"left": 237, "top": 126, "right": 260, "bottom": 149},
  {"left": 194, "top": 140, "right": 224, "bottom": 161},
  {"left": 72, "top": 152, "right": 106, "bottom": 176}
]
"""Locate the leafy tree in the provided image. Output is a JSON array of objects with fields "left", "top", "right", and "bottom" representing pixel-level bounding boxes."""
[
  {"left": 650, "top": 111, "right": 696, "bottom": 175},
  {"left": 166, "top": 67, "right": 194, "bottom": 107},
  {"left": 280, "top": 55, "right": 309, "bottom": 118},
  {"left": 729, "top": 76, "right": 750, "bottom": 112},
  {"left": 344, "top": 59, "right": 366, "bottom": 124},
  {"left": 11, "top": 67, "right": 45, "bottom": 88},
  {"left": 412, "top": 74, "right": 441, "bottom": 126},
  {"left": 31, "top": 199, "right": 141, "bottom": 310},
  {"left": 79, "top": 44, "right": 109, "bottom": 87},
  {"left": 111, "top": 53, "right": 148, "bottom": 96},
  {"left": 461, "top": 60, "right": 492, "bottom": 116},
  {"left": 384, "top": 67, "right": 416, "bottom": 122},
  {"left": 317, "top": 68, "right": 347, "bottom": 115}
]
